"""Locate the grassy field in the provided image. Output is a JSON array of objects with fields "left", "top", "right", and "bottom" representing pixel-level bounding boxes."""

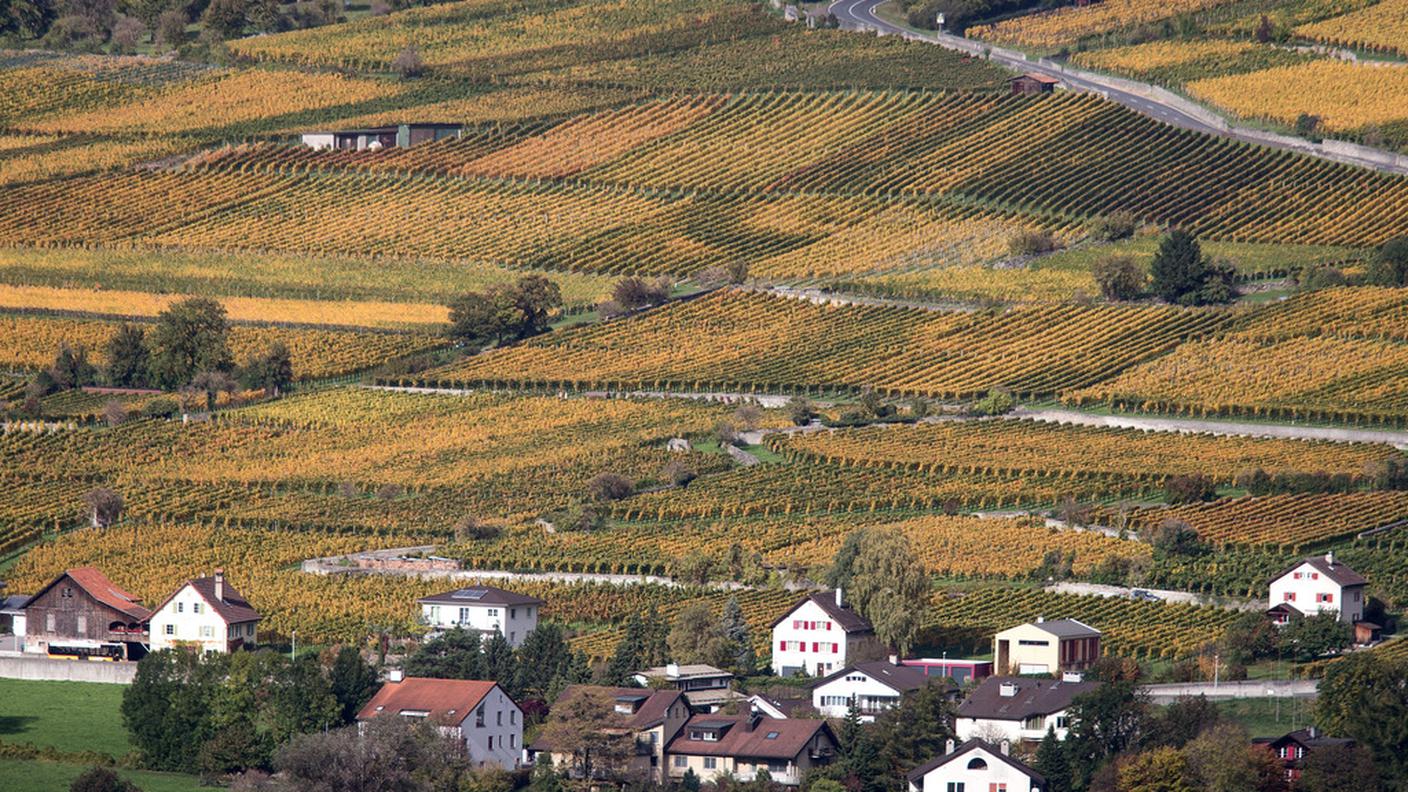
[
  {"left": 0, "top": 679, "right": 131, "bottom": 759},
  {"left": 0, "top": 759, "right": 204, "bottom": 792},
  {"left": 1214, "top": 697, "right": 1315, "bottom": 738}
]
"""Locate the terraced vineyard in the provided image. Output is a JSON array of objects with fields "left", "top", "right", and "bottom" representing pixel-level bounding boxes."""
[
  {"left": 1098, "top": 492, "right": 1408, "bottom": 551},
  {"left": 0, "top": 315, "right": 444, "bottom": 380},
  {"left": 1068, "top": 288, "right": 1408, "bottom": 425},
  {"left": 407, "top": 289, "right": 1234, "bottom": 398},
  {"left": 773, "top": 419, "right": 1398, "bottom": 485},
  {"left": 928, "top": 587, "right": 1241, "bottom": 659}
]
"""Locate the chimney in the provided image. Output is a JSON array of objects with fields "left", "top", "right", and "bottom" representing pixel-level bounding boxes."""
[
  {"left": 1000, "top": 740, "right": 1011, "bottom": 757},
  {"left": 388, "top": 668, "right": 404, "bottom": 683},
  {"left": 888, "top": 654, "right": 899, "bottom": 665},
  {"left": 1308, "top": 726, "right": 1319, "bottom": 739},
  {"left": 666, "top": 662, "right": 681, "bottom": 679},
  {"left": 944, "top": 738, "right": 955, "bottom": 755},
  {"left": 214, "top": 569, "right": 224, "bottom": 602},
  {"left": 836, "top": 588, "right": 845, "bottom": 608},
  {"left": 1035, "top": 615, "right": 1044, "bottom": 624},
  {"left": 1325, "top": 551, "right": 1335, "bottom": 567},
  {"left": 999, "top": 682, "right": 1018, "bottom": 698}
]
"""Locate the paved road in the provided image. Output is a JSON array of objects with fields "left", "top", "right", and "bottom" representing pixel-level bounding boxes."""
[
  {"left": 1141, "top": 680, "right": 1318, "bottom": 703},
  {"left": 826, "top": 0, "right": 1408, "bottom": 175},
  {"left": 1013, "top": 407, "right": 1408, "bottom": 449}
]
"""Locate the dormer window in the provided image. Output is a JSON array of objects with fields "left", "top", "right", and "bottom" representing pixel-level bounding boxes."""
[
  {"left": 765, "top": 732, "right": 780, "bottom": 740},
  {"left": 689, "top": 729, "right": 719, "bottom": 742}
]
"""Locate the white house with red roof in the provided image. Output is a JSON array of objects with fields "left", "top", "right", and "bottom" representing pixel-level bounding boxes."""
[
  {"left": 418, "top": 586, "right": 544, "bottom": 648},
  {"left": 770, "top": 589, "right": 882, "bottom": 677},
  {"left": 149, "top": 569, "right": 260, "bottom": 653},
  {"left": 358, "top": 674, "right": 524, "bottom": 769},
  {"left": 1267, "top": 552, "right": 1367, "bottom": 625}
]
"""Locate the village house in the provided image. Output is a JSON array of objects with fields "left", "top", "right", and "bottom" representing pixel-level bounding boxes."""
[
  {"left": 993, "top": 618, "right": 1101, "bottom": 676},
  {"left": 1267, "top": 552, "right": 1368, "bottom": 630},
  {"left": 529, "top": 686, "right": 690, "bottom": 784},
  {"left": 357, "top": 673, "right": 524, "bottom": 770},
  {"left": 418, "top": 585, "right": 544, "bottom": 648},
  {"left": 635, "top": 663, "right": 744, "bottom": 712},
  {"left": 955, "top": 676, "right": 1100, "bottom": 744},
  {"left": 1252, "top": 727, "right": 1355, "bottom": 786},
  {"left": 22, "top": 567, "right": 150, "bottom": 660},
  {"left": 665, "top": 711, "right": 837, "bottom": 787},
  {"left": 811, "top": 660, "right": 944, "bottom": 722},
  {"left": 770, "top": 589, "right": 883, "bottom": 677},
  {"left": 908, "top": 738, "right": 1046, "bottom": 792},
  {"left": 149, "top": 569, "right": 260, "bottom": 654},
  {"left": 300, "top": 123, "right": 463, "bottom": 151}
]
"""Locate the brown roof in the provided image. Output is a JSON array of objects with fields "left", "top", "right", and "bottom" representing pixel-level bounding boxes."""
[
  {"left": 150, "top": 575, "right": 260, "bottom": 624},
  {"left": 1275, "top": 555, "right": 1367, "bottom": 588},
  {"left": 770, "top": 591, "right": 873, "bottom": 634},
  {"left": 957, "top": 676, "right": 1100, "bottom": 722},
  {"left": 907, "top": 739, "right": 1045, "bottom": 785},
  {"left": 418, "top": 586, "right": 546, "bottom": 607},
  {"left": 531, "top": 685, "right": 684, "bottom": 751},
  {"left": 357, "top": 677, "right": 504, "bottom": 724},
  {"left": 667, "top": 714, "right": 835, "bottom": 761},
  {"left": 1252, "top": 728, "right": 1354, "bottom": 750},
  {"left": 815, "top": 661, "right": 938, "bottom": 694},
  {"left": 27, "top": 568, "right": 150, "bottom": 621},
  {"left": 1011, "top": 73, "right": 1061, "bottom": 85}
]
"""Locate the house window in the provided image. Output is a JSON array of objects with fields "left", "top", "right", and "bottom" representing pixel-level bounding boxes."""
[
  {"left": 946, "top": 784, "right": 965, "bottom": 792},
  {"left": 177, "top": 602, "right": 184, "bottom": 613},
  {"left": 165, "top": 624, "right": 175, "bottom": 635},
  {"left": 510, "top": 608, "right": 517, "bottom": 619},
  {"left": 497, "top": 711, "right": 503, "bottom": 726},
  {"left": 476, "top": 705, "right": 485, "bottom": 728},
  {"left": 458, "top": 607, "right": 470, "bottom": 623},
  {"left": 704, "top": 758, "right": 717, "bottom": 770},
  {"left": 967, "top": 758, "right": 988, "bottom": 770},
  {"left": 488, "top": 736, "right": 494, "bottom": 750},
  {"left": 511, "top": 710, "right": 517, "bottom": 725},
  {"left": 199, "top": 626, "right": 213, "bottom": 638},
  {"left": 1285, "top": 592, "right": 1296, "bottom": 602},
  {"left": 988, "top": 785, "right": 1007, "bottom": 792},
  {"left": 488, "top": 609, "right": 499, "bottom": 617},
  {"left": 1055, "top": 716, "right": 1069, "bottom": 729},
  {"left": 674, "top": 757, "right": 687, "bottom": 768},
  {"left": 76, "top": 616, "right": 86, "bottom": 635},
  {"left": 46, "top": 614, "right": 55, "bottom": 631},
  {"left": 510, "top": 735, "right": 517, "bottom": 748},
  {"left": 1018, "top": 639, "right": 1050, "bottom": 647},
  {"left": 193, "top": 603, "right": 202, "bottom": 614}
]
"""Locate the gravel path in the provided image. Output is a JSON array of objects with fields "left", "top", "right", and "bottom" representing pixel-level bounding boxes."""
[{"left": 1013, "top": 407, "right": 1408, "bottom": 449}]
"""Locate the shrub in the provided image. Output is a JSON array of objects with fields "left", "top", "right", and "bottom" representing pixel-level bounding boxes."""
[
  {"left": 1007, "top": 230, "right": 1060, "bottom": 257},
  {"left": 1089, "top": 211, "right": 1138, "bottom": 242},
  {"left": 392, "top": 45, "right": 425, "bottom": 79},
  {"left": 970, "top": 387, "right": 1015, "bottom": 416},
  {"left": 1163, "top": 474, "right": 1215, "bottom": 505},
  {"left": 587, "top": 472, "right": 635, "bottom": 502},
  {"left": 1092, "top": 255, "right": 1146, "bottom": 301}
]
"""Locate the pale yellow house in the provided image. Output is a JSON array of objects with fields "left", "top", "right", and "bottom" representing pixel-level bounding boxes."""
[{"left": 992, "top": 618, "right": 1100, "bottom": 676}]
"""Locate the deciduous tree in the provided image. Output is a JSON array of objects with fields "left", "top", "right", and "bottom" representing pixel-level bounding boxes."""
[{"left": 149, "top": 298, "right": 231, "bottom": 390}]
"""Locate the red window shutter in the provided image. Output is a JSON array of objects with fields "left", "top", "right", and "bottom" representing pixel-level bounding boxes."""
[
  {"left": 1326, "top": 593, "right": 1333, "bottom": 603},
  {"left": 812, "top": 642, "right": 819, "bottom": 653},
  {"left": 832, "top": 643, "right": 838, "bottom": 654}
]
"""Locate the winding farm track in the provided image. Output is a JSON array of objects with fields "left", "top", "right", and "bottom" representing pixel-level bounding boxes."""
[
  {"left": 826, "top": 0, "right": 1408, "bottom": 176},
  {"left": 1014, "top": 407, "right": 1408, "bottom": 449}
]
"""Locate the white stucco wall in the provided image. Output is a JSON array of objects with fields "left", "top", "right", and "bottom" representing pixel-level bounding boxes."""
[
  {"left": 150, "top": 584, "right": 255, "bottom": 653},
  {"left": 458, "top": 686, "right": 524, "bottom": 770},
  {"left": 812, "top": 671, "right": 902, "bottom": 721},
  {"left": 955, "top": 708, "right": 1071, "bottom": 744},
  {"left": 1268, "top": 563, "right": 1363, "bottom": 623},
  {"left": 301, "top": 133, "right": 335, "bottom": 150},
  {"left": 910, "top": 745, "right": 1042, "bottom": 792},
  {"left": 771, "top": 600, "right": 849, "bottom": 676},
  {"left": 422, "top": 602, "right": 538, "bottom": 647}
]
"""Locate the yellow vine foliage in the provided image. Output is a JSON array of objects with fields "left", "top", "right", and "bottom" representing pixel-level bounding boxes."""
[
  {"left": 1187, "top": 60, "right": 1408, "bottom": 131},
  {"left": 0, "top": 284, "right": 448, "bottom": 330},
  {"left": 1296, "top": 0, "right": 1408, "bottom": 56},
  {"left": 969, "top": 0, "right": 1233, "bottom": 48},
  {"left": 1097, "top": 492, "right": 1408, "bottom": 550}
]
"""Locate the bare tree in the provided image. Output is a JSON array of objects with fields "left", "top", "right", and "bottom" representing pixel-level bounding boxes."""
[
  {"left": 102, "top": 400, "right": 128, "bottom": 427},
  {"left": 84, "top": 488, "right": 124, "bottom": 528}
]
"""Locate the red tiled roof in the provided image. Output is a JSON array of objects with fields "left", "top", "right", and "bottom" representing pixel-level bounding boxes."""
[
  {"left": 356, "top": 677, "right": 503, "bottom": 725},
  {"left": 29, "top": 568, "right": 151, "bottom": 621},
  {"left": 667, "top": 714, "right": 834, "bottom": 761}
]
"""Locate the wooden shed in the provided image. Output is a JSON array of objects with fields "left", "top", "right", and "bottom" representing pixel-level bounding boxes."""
[{"left": 1009, "top": 73, "right": 1060, "bottom": 95}]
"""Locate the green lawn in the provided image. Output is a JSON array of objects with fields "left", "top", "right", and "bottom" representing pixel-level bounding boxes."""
[
  {"left": 0, "top": 759, "right": 204, "bottom": 792},
  {"left": 1215, "top": 697, "right": 1316, "bottom": 738},
  {"left": 0, "top": 679, "right": 131, "bottom": 759}
]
